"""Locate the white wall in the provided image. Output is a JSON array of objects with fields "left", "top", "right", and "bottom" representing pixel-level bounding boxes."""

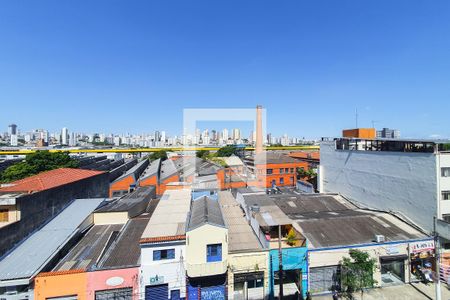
[
  {"left": 140, "top": 242, "right": 186, "bottom": 298},
  {"left": 320, "top": 141, "right": 437, "bottom": 232}
]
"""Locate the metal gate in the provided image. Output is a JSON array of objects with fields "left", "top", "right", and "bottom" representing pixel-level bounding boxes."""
[
  {"left": 95, "top": 288, "right": 133, "bottom": 300},
  {"left": 145, "top": 284, "right": 169, "bottom": 300},
  {"left": 187, "top": 284, "right": 225, "bottom": 300},
  {"left": 309, "top": 266, "right": 340, "bottom": 294}
]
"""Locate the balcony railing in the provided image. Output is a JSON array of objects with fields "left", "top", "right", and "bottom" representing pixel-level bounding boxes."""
[{"left": 186, "top": 260, "right": 228, "bottom": 278}]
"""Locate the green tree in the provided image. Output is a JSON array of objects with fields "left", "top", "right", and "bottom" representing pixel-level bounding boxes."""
[
  {"left": 1, "top": 151, "right": 79, "bottom": 183},
  {"left": 216, "top": 145, "right": 237, "bottom": 157},
  {"left": 196, "top": 150, "right": 210, "bottom": 159},
  {"left": 149, "top": 150, "right": 168, "bottom": 161},
  {"left": 296, "top": 167, "right": 317, "bottom": 179},
  {"left": 340, "top": 249, "right": 377, "bottom": 299}
]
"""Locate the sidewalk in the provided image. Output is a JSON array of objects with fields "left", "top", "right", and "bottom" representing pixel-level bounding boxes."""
[{"left": 312, "top": 283, "right": 450, "bottom": 300}]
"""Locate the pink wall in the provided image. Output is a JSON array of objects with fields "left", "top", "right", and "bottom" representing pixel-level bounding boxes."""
[{"left": 86, "top": 268, "right": 139, "bottom": 300}]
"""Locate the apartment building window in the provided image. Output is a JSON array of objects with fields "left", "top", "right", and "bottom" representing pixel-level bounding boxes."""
[
  {"left": 207, "top": 244, "right": 222, "bottom": 262},
  {"left": 280, "top": 178, "right": 284, "bottom": 185},
  {"left": 279, "top": 168, "right": 284, "bottom": 174},
  {"left": 290, "top": 168, "right": 294, "bottom": 174},
  {"left": 442, "top": 168, "right": 450, "bottom": 177},
  {"left": 153, "top": 249, "right": 175, "bottom": 261},
  {"left": 267, "top": 169, "right": 273, "bottom": 175},
  {"left": 285, "top": 168, "right": 289, "bottom": 173},
  {"left": 442, "top": 191, "right": 450, "bottom": 201}
]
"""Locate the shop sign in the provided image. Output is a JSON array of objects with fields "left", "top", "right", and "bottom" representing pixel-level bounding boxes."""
[
  {"left": 386, "top": 246, "right": 400, "bottom": 255},
  {"left": 149, "top": 275, "right": 164, "bottom": 285},
  {"left": 106, "top": 276, "right": 124, "bottom": 287},
  {"left": 410, "top": 240, "right": 435, "bottom": 254}
]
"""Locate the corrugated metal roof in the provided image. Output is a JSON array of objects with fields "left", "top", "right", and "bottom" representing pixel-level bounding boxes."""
[
  {"left": 218, "top": 191, "right": 262, "bottom": 252},
  {"left": 0, "top": 198, "right": 105, "bottom": 282},
  {"left": 159, "top": 159, "right": 178, "bottom": 181},
  {"left": 242, "top": 194, "right": 292, "bottom": 227},
  {"left": 113, "top": 159, "right": 149, "bottom": 182},
  {"left": 140, "top": 159, "right": 161, "bottom": 180},
  {"left": 187, "top": 196, "right": 226, "bottom": 231}
]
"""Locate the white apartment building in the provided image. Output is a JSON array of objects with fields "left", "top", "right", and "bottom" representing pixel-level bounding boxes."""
[
  {"left": 319, "top": 138, "right": 450, "bottom": 233},
  {"left": 140, "top": 188, "right": 191, "bottom": 300}
]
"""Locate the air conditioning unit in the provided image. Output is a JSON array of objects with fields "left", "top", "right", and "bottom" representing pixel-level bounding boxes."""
[{"left": 375, "top": 234, "right": 385, "bottom": 243}]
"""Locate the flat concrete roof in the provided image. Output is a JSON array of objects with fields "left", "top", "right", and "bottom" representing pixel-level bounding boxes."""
[
  {"left": 218, "top": 191, "right": 263, "bottom": 253},
  {"left": 141, "top": 188, "right": 191, "bottom": 240}
]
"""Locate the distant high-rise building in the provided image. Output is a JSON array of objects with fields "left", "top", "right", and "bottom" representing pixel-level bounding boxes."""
[
  {"left": 232, "top": 128, "right": 240, "bottom": 141},
  {"left": 10, "top": 134, "right": 18, "bottom": 146},
  {"left": 61, "top": 127, "right": 69, "bottom": 145},
  {"left": 8, "top": 124, "right": 17, "bottom": 136},
  {"left": 222, "top": 129, "right": 229, "bottom": 141},
  {"left": 154, "top": 131, "right": 161, "bottom": 142},
  {"left": 376, "top": 128, "right": 401, "bottom": 139},
  {"left": 160, "top": 131, "right": 166, "bottom": 143}
]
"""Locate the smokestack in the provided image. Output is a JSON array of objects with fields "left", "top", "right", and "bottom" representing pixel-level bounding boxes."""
[{"left": 256, "top": 105, "right": 263, "bottom": 154}]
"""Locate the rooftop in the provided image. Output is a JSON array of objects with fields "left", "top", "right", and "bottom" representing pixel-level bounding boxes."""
[
  {"left": 270, "top": 193, "right": 428, "bottom": 249},
  {"left": 159, "top": 159, "right": 178, "bottom": 181},
  {"left": 99, "top": 214, "right": 151, "bottom": 268},
  {"left": 218, "top": 191, "right": 262, "bottom": 252},
  {"left": 95, "top": 186, "right": 155, "bottom": 217},
  {"left": 0, "top": 168, "right": 104, "bottom": 194},
  {"left": 241, "top": 193, "right": 292, "bottom": 227},
  {"left": 54, "top": 224, "right": 124, "bottom": 271},
  {"left": 247, "top": 152, "right": 300, "bottom": 165},
  {"left": 187, "top": 196, "right": 226, "bottom": 231},
  {"left": 140, "top": 158, "right": 161, "bottom": 181},
  {"left": 0, "top": 198, "right": 105, "bottom": 283},
  {"left": 113, "top": 159, "right": 149, "bottom": 182},
  {"left": 141, "top": 188, "right": 191, "bottom": 242}
]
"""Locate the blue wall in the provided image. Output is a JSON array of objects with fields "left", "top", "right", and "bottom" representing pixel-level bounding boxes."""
[
  {"left": 192, "top": 190, "right": 218, "bottom": 201},
  {"left": 269, "top": 247, "right": 308, "bottom": 299}
]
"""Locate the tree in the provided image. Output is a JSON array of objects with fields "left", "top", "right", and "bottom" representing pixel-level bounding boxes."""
[
  {"left": 1, "top": 151, "right": 79, "bottom": 183},
  {"left": 216, "top": 145, "right": 237, "bottom": 157},
  {"left": 196, "top": 150, "right": 210, "bottom": 159},
  {"left": 340, "top": 249, "right": 377, "bottom": 299},
  {"left": 149, "top": 150, "right": 168, "bottom": 161},
  {"left": 297, "top": 167, "right": 317, "bottom": 179}
]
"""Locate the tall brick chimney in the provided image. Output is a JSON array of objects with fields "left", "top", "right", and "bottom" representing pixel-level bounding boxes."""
[{"left": 256, "top": 105, "right": 263, "bottom": 154}]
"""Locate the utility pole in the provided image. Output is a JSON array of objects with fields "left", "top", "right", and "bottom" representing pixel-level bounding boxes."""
[
  {"left": 278, "top": 225, "right": 284, "bottom": 300},
  {"left": 355, "top": 108, "right": 359, "bottom": 128},
  {"left": 434, "top": 216, "right": 442, "bottom": 300}
]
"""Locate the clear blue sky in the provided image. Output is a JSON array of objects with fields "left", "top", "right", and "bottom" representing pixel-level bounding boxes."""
[{"left": 1, "top": 0, "right": 449, "bottom": 139}]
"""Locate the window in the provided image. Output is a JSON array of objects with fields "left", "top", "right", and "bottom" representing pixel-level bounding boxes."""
[
  {"left": 443, "top": 215, "right": 450, "bottom": 223},
  {"left": 279, "top": 168, "right": 284, "bottom": 174},
  {"left": 280, "top": 178, "right": 284, "bottom": 185},
  {"left": 95, "top": 288, "right": 132, "bottom": 300},
  {"left": 290, "top": 168, "right": 294, "bottom": 174},
  {"left": 443, "top": 191, "right": 450, "bottom": 201},
  {"left": 207, "top": 244, "right": 222, "bottom": 262},
  {"left": 285, "top": 168, "right": 289, "bottom": 173},
  {"left": 153, "top": 249, "right": 175, "bottom": 261},
  {"left": 442, "top": 168, "right": 450, "bottom": 177},
  {"left": 0, "top": 209, "right": 8, "bottom": 222},
  {"left": 267, "top": 169, "right": 273, "bottom": 175}
]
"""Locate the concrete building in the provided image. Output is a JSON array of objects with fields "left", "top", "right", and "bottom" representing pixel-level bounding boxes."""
[
  {"left": 319, "top": 138, "right": 450, "bottom": 233},
  {"left": 109, "top": 158, "right": 149, "bottom": 197},
  {"left": 377, "top": 128, "right": 401, "bottom": 139},
  {"left": 219, "top": 191, "right": 269, "bottom": 300},
  {"left": 0, "top": 198, "right": 105, "bottom": 300},
  {"left": 61, "top": 127, "right": 68, "bottom": 145},
  {"left": 270, "top": 193, "right": 431, "bottom": 295},
  {"left": 139, "top": 188, "right": 191, "bottom": 300},
  {"left": 235, "top": 189, "right": 308, "bottom": 298},
  {"left": 186, "top": 196, "right": 228, "bottom": 300},
  {"left": 0, "top": 168, "right": 109, "bottom": 256}
]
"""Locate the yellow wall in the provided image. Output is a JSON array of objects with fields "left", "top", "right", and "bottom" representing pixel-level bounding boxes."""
[
  {"left": 93, "top": 212, "right": 128, "bottom": 225},
  {"left": 228, "top": 251, "right": 269, "bottom": 296},
  {"left": 186, "top": 224, "right": 228, "bottom": 277}
]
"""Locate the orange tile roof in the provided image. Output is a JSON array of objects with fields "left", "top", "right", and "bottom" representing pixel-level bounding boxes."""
[
  {"left": 0, "top": 168, "right": 104, "bottom": 193},
  {"left": 140, "top": 235, "right": 186, "bottom": 244},
  {"left": 289, "top": 151, "right": 320, "bottom": 161}
]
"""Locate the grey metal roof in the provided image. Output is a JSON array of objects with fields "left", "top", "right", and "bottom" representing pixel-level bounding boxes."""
[
  {"left": 187, "top": 196, "right": 226, "bottom": 231},
  {"left": 159, "top": 159, "right": 178, "bottom": 181},
  {"left": 99, "top": 214, "right": 151, "bottom": 269},
  {"left": 0, "top": 198, "right": 105, "bottom": 283},
  {"left": 113, "top": 159, "right": 149, "bottom": 182},
  {"left": 95, "top": 186, "right": 155, "bottom": 217},
  {"left": 54, "top": 224, "right": 124, "bottom": 271},
  {"left": 242, "top": 194, "right": 292, "bottom": 227},
  {"left": 271, "top": 193, "right": 428, "bottom": 248},
  {"left": 140, "top": 159, "right": 161, "bottom": 181},
  {"left": 218, "top": 191, "right": 262, "bottom": 252}
]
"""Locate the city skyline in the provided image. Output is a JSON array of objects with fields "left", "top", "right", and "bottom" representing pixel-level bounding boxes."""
[{"left": 1, "top": 1, "right": 450, "bottom": 138}]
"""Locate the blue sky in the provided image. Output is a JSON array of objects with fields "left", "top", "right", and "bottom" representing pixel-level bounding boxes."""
[{"left": 0, "top": 0, "right": 449, "bottom": 139}]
